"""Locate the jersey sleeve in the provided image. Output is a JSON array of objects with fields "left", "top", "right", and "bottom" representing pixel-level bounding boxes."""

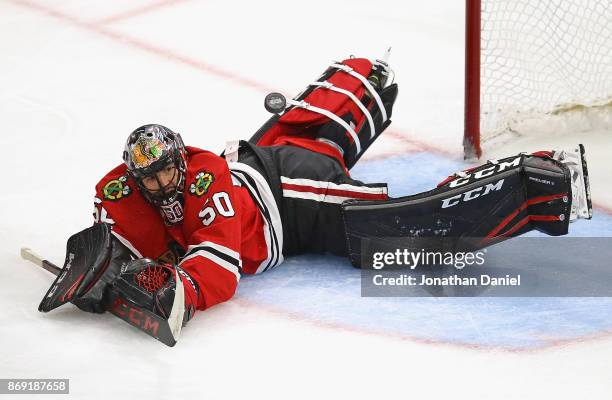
[
  {"left": 92, "top": 165, "right": 129, "bottom": 248},
  {"left": 178, "top": 154, "right": 242, "bottom": 310},
  {"left": 93, "top": 164, "right": 169, "bottom": 259}
]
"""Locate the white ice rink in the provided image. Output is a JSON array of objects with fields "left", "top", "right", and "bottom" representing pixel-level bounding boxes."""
[{"left": 1, "top": 0, "right": 611, "bottom": 398}]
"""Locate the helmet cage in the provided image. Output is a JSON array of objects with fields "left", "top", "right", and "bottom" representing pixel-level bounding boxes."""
[{"left": 123, "top": 125, "right": 187, "bottom": 207}]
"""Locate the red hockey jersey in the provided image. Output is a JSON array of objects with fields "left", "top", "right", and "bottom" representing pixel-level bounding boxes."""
[{"left": 93, "top": 146, "right": 282, "bottom": 310}]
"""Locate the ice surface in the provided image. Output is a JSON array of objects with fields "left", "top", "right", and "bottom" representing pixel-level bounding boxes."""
[{"left": 1, "top": 1, "right": 611, "bottom": 399}]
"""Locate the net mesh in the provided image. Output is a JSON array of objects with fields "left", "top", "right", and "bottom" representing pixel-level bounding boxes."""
[
  {"left": 135, "top": 265, "right": 169, "bottom": 293},
  {"left": 480, "top": 0, "right": 612, "bottom": 141}
]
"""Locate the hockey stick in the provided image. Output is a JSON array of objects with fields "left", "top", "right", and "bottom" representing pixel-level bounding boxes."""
[
  {"left": 20, "top": 247, "right": 180, "bottom": 347},
  {"left": 20, "top": 248, "right": 62, "bottom": 275}
]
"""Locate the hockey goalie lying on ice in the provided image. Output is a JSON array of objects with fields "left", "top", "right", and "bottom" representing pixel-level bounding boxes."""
[{"left": 34, "top": 54, "right": 592, "bottom": 346}]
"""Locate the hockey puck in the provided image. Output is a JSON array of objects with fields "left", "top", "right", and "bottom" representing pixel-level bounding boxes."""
[{"left": 264, "top": 92, "right": 287, "bottom": 114}]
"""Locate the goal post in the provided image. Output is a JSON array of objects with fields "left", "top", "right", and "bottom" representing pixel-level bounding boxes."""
[{"left": 464, "top": 0, "right": 482, "bottom": 159}]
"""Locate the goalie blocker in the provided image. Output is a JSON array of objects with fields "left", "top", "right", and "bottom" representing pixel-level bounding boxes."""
[{"left": 342, "top": 145, "right": 592, "bottom": 267}]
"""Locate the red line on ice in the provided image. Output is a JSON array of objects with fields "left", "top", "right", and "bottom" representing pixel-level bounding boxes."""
[
  {"left": 233, "top": 297, "right": 612, "bottom": 354},
  {"left": 9, "top": 0, "right": 460, "bottom": 162},
  {"left": 11, "top": 0, "right": 278, "bottom": 94},
  {"left": 94, "top": 0, "right": 191, "bottom": 26}
]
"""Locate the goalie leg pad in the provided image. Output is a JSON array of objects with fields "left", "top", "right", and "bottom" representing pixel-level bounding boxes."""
[
  {"left": 316, "top": 83, "right": 398, "bottom": 169},
  {"left": 342, "top": 153, "right": 572, "bottom": 267},
  {"left": 249, "top": 57, "right": 398, "bottom": 170}
]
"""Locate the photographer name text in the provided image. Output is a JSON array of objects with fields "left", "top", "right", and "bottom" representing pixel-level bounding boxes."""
[{"left": 373, "top": 274, "right": 521, "bottom": 287}]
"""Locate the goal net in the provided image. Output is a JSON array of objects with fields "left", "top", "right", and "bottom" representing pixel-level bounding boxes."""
[{"left": 464, "top": 0, "right": 612, "bottom": 158}]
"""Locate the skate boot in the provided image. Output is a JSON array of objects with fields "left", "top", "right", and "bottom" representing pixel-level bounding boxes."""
[{"left": 553, "top": 144, "right": 593, "bottom": 220}]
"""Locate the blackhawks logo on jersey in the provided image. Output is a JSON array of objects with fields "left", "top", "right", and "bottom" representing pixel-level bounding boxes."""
[
  {"left": 102, "top": 175, "right": 131, "bottom": 201},
  {"left": 189, "top": 171, "right": 214, "bottom": 197}
]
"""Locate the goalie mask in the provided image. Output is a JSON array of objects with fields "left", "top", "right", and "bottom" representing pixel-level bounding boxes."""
[{"left": 123, "top": 124, "right": 187, "bottom": 223}]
